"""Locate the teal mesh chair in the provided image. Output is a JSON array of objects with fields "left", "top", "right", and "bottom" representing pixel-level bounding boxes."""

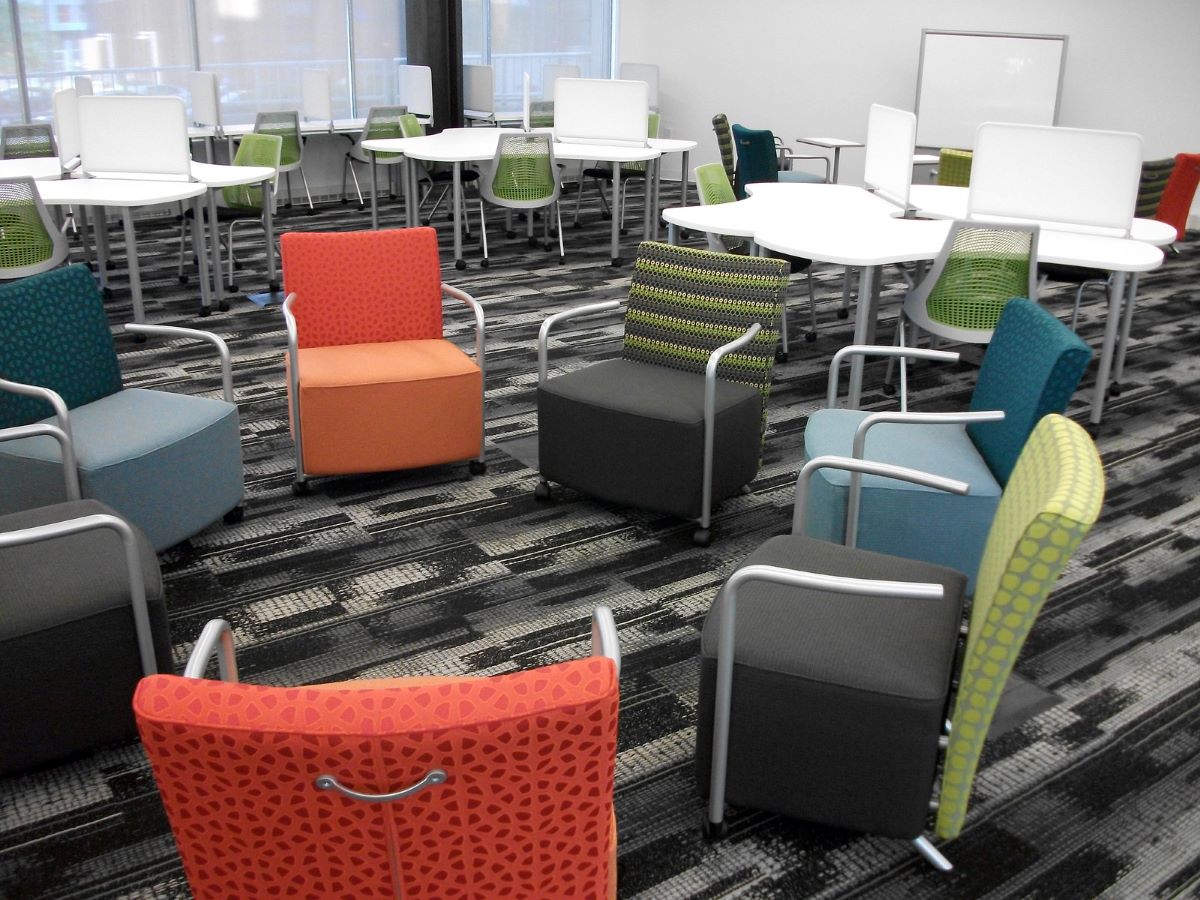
[
  {"left": 571, "top": 112, "right": 659, "bottom": 230},
  {"left": 254, "top": 110, "right": 311, "bottom": 212},
  {"left": 0, "top": 265, "right": 244, "bottom": 551},
  {"left": 0, "top": 124, "right": 57, "bottom": 160},
  {"left": 0, "top": 177, "right": 69, "bottom": 279},
  {"left": 731, "top": 123, "right": 829, "bottom": 199},
  {"left": 341, "top": 105, "right": 407, "bottom": 206},
  {"left": 479, "top": 132, "right": 564, "bottom": 265},
  {"left": 936, "top": 148, "right": 973, "bottom": 187},
  {"left": 536, "top": 242, "right": 789, "bottom": 546},
  {"left": 698, "top": 413, "right": 1104, "bottom": 871},
  {"left": 803, "top": 298, "right": 1092, "bottom": 593}
]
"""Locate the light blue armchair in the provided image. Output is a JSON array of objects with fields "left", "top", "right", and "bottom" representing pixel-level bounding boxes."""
[{"left": 801, "top": 298, "right": 1092, "bottom": 590}]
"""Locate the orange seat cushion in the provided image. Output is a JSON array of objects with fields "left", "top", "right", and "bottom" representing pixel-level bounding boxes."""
[{"left": 288, "top": 339, "right": 482, "bottom": 475}]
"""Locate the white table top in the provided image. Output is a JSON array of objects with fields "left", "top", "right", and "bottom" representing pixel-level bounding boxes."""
[
  {"left": 909, "top": 184, "right": 1178, "bottom": 247},
  {"left": 36, "top": 177, "right": 207, "bottom": 207},
  {"left": 0, "top": 157, "right": 65, "bottom": 181},
  {"left": 191, "top": 161, "right": 276, "bottom": 188},
  {"left": 363, "top": 128, "right": 662, "bottom": 164},
  {"left": 797, "top": 137, "right": 864, "bottom": 150},
  {"left": 221, "top": 118, "right": 367, "bottom": 138},
  {"left": 648, "top": 137, "right": 699, "bottom": 153}
]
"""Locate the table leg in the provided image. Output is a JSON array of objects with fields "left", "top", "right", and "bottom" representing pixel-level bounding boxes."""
[
  {"left": 407, "top": 157, "right": 419, "bottom": 228},
  {"left": 643, "top": 157, "right": 655, "bottom": 240},
  {"left": 95, "top": 205, "right": 110, "bottom": 295},
  {"left": 1113, "top": 271, "right": 1139, "bottom": 385},
  {"left": 680, "top": 150, "right": 691, "bottom": 206},
  {"left": 206, "top": 189, "right": 224, "bottom": 311},
  {"left": 611, "top": 164, "right": 622, "bottom": 266},
  {"left": 452, "top": 161, "right": 465, "bottom": 270},
  {"left": 831, "top": 148, "right": 842, "bottom": 184},
  {"left": 846, "top": 265, "right": 877, "bottom": 406},
  {"left": 119, "top": 208, "right": 145, "bottom": 323},
  {"left": 668, "top": 222, "right": 679, "bottom": 245},
  {"left": 263, "top": 176, "right": 278, "bottom": 292},
  {"left": 369, "top": 150, "right": 380, "bottom": 230},
  {"left": 1090, "top": 270, "right": 1127, "bottom": 426},
  {"left": 651, "top": 156, "right": 663, "bottom": 240},
  {"left": 190, "top": 196, "right": 213, "bottom": 316}
]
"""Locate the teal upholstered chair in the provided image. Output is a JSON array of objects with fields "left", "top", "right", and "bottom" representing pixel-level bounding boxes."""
[
  {"left": 801, "top": 298, "right": 1091, "bottom": 591},
  {"left": 731, "top": 123, "right": 829, "bottom": 199},
  {"left": 0, "top": 265, "right": 244, "bottom": 551}
]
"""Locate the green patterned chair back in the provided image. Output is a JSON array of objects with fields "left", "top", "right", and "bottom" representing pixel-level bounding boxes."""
[
  {"left": 360, "top": 105, "right": 407, "bottom": 162},
  {"left": 528, "top": 100, "right": 555, "bottom": 129},
  {"left": 622, "top": 241, "right": 788, "bottom": 442},
  {"left": 904, "top": 221, "right": 1039, "bottom": 343},
  {"left": 936, "top": 413, "right": 1104, "bottom": 840},
  {"left": 221, "top": 133, "right": 282, "bottom": 211},
  {"left": 0, "top": 176, "right": 69, "bottom": 279},
  {"left": 1135, "top": 157, "right": 1175, "bottom": 219},
  {"left": 481, "top": 133, "right": 560, "bottom": 207},
  {"left": 936, "top": 148, "right": 973, "bottom": 187},
  {"left": 0, "top": 124, "right": 56, "bottom": 160},
  {"left": 0, "top": 263, "right": 122, "bottom": 428},
  {"left": 712, "top": 114, "right": 737, "bottom": 191},
  {"left": 398, "top": 113, "right": 424, "bottom": 139},
  {"left": 253, "top": 111, "right": 303, "bottom": 166},
  {"left": 694, "top": 163, "right": 747, "bottom": 255}
]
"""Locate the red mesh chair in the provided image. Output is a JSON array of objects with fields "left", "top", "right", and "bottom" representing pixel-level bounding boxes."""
[
  {"left": 134, "top": 608, "right": 621, "bottom": 899},
  {"left": 281, "top": 227, "right": 487, "bottom": 494},
  {"left": 1155, "top": 152, "right": 1200, "bottom": 246}
]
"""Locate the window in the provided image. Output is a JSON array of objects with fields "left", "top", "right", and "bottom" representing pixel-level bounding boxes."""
[
  {"left": 352, "top": 0, "right": 405, "bottom": 114},
  {"left": 0, "top": 6, "right": 19, "bottom": 123}
]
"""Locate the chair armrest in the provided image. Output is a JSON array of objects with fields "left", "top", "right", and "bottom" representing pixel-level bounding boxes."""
[
  {"left": 826, "top": 345, "right": 959, "bottom": 408},
  {"left": 0, "top": 422, "right": 80, "bottom": 500},
  {"left": 792, "top": 453, "right": 970, "bottom": 547},
  {"left": 590, "top": 606, "right": 621, "bottom": 677},
  {"left": 779, "top": 150, "right": 831, "bottom": 182},
  {"left": 124, "top": 323, "right": 234, "bottom": 403},
  {"left": 701, "top": 323, "right": 763, "bottom": 528},
  {"left": 537, "top": 300, "right": 623, "bottom": 386},
  {"left": 0, "top": 512, "right": 157, "bottom": 675},
  {"left": 442, "top": 283, "right": 486, "bottom": 383},
  {"left": 0, "top": 378, "right": 78, "bottom": 498},
  {"left": 184, "top": 618, "right": 239, "bottom": 682},
  {"left": 851, "top": 410, "right": 1005, "bottom": 461}
]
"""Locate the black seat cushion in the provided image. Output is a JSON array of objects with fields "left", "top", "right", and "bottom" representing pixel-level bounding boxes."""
[
  {"left": 696, "top": 534, "right": 967, "bottom": 838},
  {"left": 538, "top": 358, "right": 763, "bottom": 520}
]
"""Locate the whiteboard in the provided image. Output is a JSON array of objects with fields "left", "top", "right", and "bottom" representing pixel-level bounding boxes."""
[
  {"left": 554, "top": 78, "right": 648, "bottom": 147},
  {"left": 188, "top": 71, "right": 220, "bottom": 128},
  {"left": 301, "top": 68, "right": 332, "bottom": 124},
  {"left": 398, "top": 65, "right": 433, "bottom": 121},
  {"left": 915, "top": 30, "right": 1066, "bottom": 150},
  {"left": 863, "top": 104, "right": 916, "bottom": 211},
  {"left": 78, "top": 96, "right": 192, "bottom": 180},
  {"left": 968, "top": 122, "right": 1142, "bottom": 235},
  {"left": 463, "top": 64, "right": 494, "bottom": 115}
]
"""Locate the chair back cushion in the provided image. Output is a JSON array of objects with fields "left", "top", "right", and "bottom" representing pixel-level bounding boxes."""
[
  {"left": 731, "top": 124, "right": 780, "bottom": 199},
  {"left": 1135, "top": 157, "right": 1175, "bottom": 219},
  {"left": 938, "top": 414, "right": 1103, "bottom": 840},
  {"left": 968, "top": 298, "right": 1092, "bottom": 484},
  {"left": 281, "top": 228, "right": 444, "bottom": 349},
  {"left": 0, "top": 123, "right": 56, "bottom": 160},
  {"left": 482, "top": 133, "right": 559, "bottom": 206},
  {"left": 622, "top": 241, "right": 787, "bottom": 436},
  {"left": 0, "top": 264, "right": 121, "bottom": 427},
  {"left": 134, "top": 656, "right": 619, "bottom": 898},
  {"left": 222, "top": 132, "right": 282, "bottom": 210},
  {"left": 1156, "top": 152, "right": 1200, "bottom": 242},
  {"left": 936, "top": 148, "right": 973, "bottom": 187},
  {"left": 711, "top": 113, "right": 736, "bottom": 191},
  {"left": 253, "top": 110, "right": 302, "bottom": 165},
  {"left": 923, "top": 222, "right": 1037, "bottom": 334}
]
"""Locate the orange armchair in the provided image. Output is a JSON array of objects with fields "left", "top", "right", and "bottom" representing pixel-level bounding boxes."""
[
  {"left": 134, "top": 608, "right": 621, "bottom": 899},
  {"left": 281, "top": 227, "right": 486, "bottom": 494}
]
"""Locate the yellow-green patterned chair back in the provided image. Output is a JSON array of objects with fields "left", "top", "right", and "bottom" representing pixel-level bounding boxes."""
[
  {"left": 694, "top": 162, "right": 748, "bottom": 255},
  {"left": 936, "top": 413, "right": 1104, "bottom": 839},
  {"left": 221, "top": 133, "right": 282, "bottom": 211},
  {"left": 937, "top": 148, "right": 973, "bottom": 187}
]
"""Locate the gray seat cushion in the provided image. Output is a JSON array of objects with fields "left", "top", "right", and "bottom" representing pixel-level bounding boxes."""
[
  {"left": 697, "top": 533, "right": 966, "bottom": 838},
  {"left": 538, "top": 358, "right": 763, "bottom": 520}
]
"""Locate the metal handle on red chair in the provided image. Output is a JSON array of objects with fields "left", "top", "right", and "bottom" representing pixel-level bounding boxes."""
[{"left": 314, "top": 769, "right": 448, "bottom": 803}]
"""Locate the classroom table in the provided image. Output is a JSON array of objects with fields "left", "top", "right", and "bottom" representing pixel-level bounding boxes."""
[
  {"left": 362, "top": 128, "right": 662, "bottom": 267},
  {"left": 794, "top": 137, "right": 864, "bottom": 183},
  {"left": 662, "top": 182, "right": 1163, "bottom": 424}
]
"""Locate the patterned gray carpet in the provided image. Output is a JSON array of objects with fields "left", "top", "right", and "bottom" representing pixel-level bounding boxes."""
[{"left": 2, "top": 186, "right": 1199, "bottom": 899}]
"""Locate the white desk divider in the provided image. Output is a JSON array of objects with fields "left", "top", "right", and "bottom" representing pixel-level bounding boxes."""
[
  {"left": 463, "top": 64, "right": 495, "bottom": 118},
  {"left": 301, "top": 68, "right": 333, "bottom": 128},
  {"left": 522, "top": 72, "right": 531, "bottom": 132},
  {"left": 188, "top": 71, "right": 221, "bottom": 131},
  {"left": 53, "top": 88, "right": 80, "bottom": 169},
  {"left": 969, "top": 122, "right": 1142, "bottom": 236},
  {"left": 73, "top": 76, "right": 94, "bottom": 97},
  {"left": 863, "top": 103, "right": 917, "bottom": 212},
  {"left": 398, "top": 64, "right": 433, "bottom": 123},
  {"left": 618, "top": 62, "right": 659, "bottom": 110},
  {"left": 541, "top": 64, "right": 580, "bottom": 100},
  {"left": 553, "top": 78, "right": 649, "bottom": 147},
  {"left": 77, "top": 96, "right": 193, "bottom": 181}
]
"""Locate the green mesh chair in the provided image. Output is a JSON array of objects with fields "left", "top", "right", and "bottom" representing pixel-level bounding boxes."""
[
  {"left": 340, "top": 105, "right": 407, "bottom": 207},
  {"left": 936, "top": 148, "right": 973, "bottom": 187},
  {"left": 0, "top": 124, "right": 57, "bottom": 160},
  {"left": 253, "top": 110, "right": 311, "bottom": 212},
  {"left": 479, "top": 132, "right": 564, "bottom": 266},
  {"left": 698, "top": 412, "right": 1104, "bottom": 871},
  {"left": 528, "top": 100, "right": 555, "bottom": 129},
  {"left": 0, "top": 177, "right": 69, "bottom": 279},
  {"left": 536, "top": 241, "right": 789, "bottom": 546},
  {"left": 571, "top": 112, "right": 659, "bottom": 229}
]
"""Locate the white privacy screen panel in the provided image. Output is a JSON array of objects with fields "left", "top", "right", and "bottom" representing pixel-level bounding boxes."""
[
  {"left": 301, "top": 69, "right": 333, "bottom": 123},
  {"left": 554, "top": 78, "right": 648, "bottom": 147},
  {"left": 915, "top": 30, "right": 1066, "bottom": 150},
  {"left": 77, "top": 96, "right": 193, "bottom": 180},
  {"left": 969, "top": 122, "right": 1142, "bottom": 235},
  {"left": 189, "top": 71, "right": 220, "bottom": 127},
  {"left": 463, "top": 64, "right": 494, "bottom": 114},
  {"left": 53, "top": 89, "right": 80, "bottom": 167},
  {"left": 863, "top": 103, "right": 917, "bottom": 211},
  {"left": 398, "top": 65, "right": 433, "bottom": 119}
]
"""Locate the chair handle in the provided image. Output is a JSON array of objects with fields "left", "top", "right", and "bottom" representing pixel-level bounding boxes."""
[{"left": 315, "top": 769, "right": 448, "bottom": 804}]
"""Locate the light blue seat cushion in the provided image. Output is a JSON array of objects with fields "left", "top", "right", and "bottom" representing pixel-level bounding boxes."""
[
  {"left": 802, "top": 408, "right": 1002, "bottom": 592},
  {"left": 779, "top": 169, "right": 826, "bottom": 185},
  {"left": 0, "top": 388, "right": 242, "bottom": 551}
]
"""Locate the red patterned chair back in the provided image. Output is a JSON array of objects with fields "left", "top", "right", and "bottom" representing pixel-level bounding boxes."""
[
  {"left": 135, "top": 640, "right": 619, "bottom": 898},
  {"left": 281, "top": 227, "right": 445, "bottom": 349}
]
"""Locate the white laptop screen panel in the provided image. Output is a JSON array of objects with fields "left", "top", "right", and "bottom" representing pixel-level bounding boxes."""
[
  {"left": 188, "top": 71, "right": 220, "bottom": 128},
  {"left": 554, "top": 78, "right": 648, "bottom": 147},
  {"left": 78, "top": 96, "right": 192, "bottom": 180},
  {"left": 398, "top": 65, "right": 433, "bottom": 120},
  {"left": 863, "top": 103, "right": 916, "bottom": 211},
  {"left": 463, "top": 65, "right": 494, "bottom": 115}
]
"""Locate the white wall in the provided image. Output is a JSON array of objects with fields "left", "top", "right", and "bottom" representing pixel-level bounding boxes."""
[{"left": 620, "top": 0, "right": 1200, "bottom": 224}]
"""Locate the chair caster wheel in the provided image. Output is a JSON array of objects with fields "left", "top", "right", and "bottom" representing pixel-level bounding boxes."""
[
  {"left": 455, "top": 259, "right": 467, "bottom": 270},
  {"left": 774, "top": 348, "right": 788, "bottom": 363},
  {"left": 340, "top": 198, "right": 349, "bottom": 205},
  {"left": 223, "top": 505, "right": 245, "bottom": 525},
  {"left": 198, "top": 306, "right": 212, "bottom": 317},
  {"left": 805, "top": 331, "right": 818, "bottom": 343},
  {"left": 601, "top": 212, "right": 612, "bottom": 221},
  {"left": 558, "top": 255, "right": 565, "bottom": 264},
  {"left": 421, "top": 219, "right": 431, "bottom": 227},
  {"left": 468, "top": 459, "right": 487, "bottom": 475},
  {"left": 619, "top": 228, "right": 629, "bottom": 236},
  {"left": 506, "top": 230, "right": 516, "bottom": 239},
  {"left": 534, "top": 481, "right": 552, "bottom": 501},
  {"left": 1109, "top": 382, "right": 1123, "bottom": 398},
  {"left": 178, "top": 275, "right": 189, "bottom": 285},
  {"left": 701, "top": 818, "right": 727, "bottom": 840},
  {"left": 102, "top": 287, "right": 114, "bottom": 300},
  {"left": 692, "top": 527, "right": 711, "bottom": 547},
  {"left": 611, "top": 257, "right": 623, "bottom": 267},
  {"left": 837, "top": 308, "right": 849, "bottom": 320},
  {"left": 573, "top": 222, "right": 583, "bottom": 230},
  {"left": 219, "top": 300, "right": 230, "bottom": 312},
  {"left": 106, "top": 259, "right": 116, "bottom": 271},
  {"left": 527, "top": 236, "right": 538, "bottom": 248},
  {"left": 882, "top": 382, "right": 897, "bottom": 397},
  {"left": 291, "top": 480, "right": 312, "bottom": 496},
  {"left": 132, "top": 332, "right": 147, "bottom": 343},
  {"left": 480, "top": 258, "right": 489, "bottom": 268}
]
